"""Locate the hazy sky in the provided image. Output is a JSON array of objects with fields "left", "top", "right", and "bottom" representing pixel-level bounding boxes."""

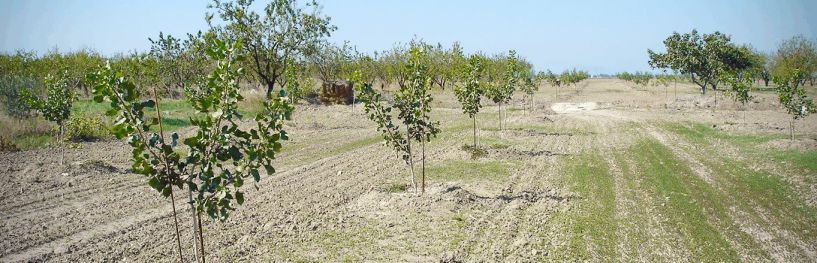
[{"left": 1, "top": 0, "right": 815, "bottom": 74}]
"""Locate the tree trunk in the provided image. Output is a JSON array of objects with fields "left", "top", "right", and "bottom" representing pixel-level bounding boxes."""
[
  {"left": 169, "top": 186, "right": 185, "bottom": 263},
  {"left": 187, "top": 189, "right": 201, "bottom": 263},
  {"left": 790, "top": 117, "right": 795, "bottom": 141},
  {"left": 408, "top": 140, "right": 417, "bottom": 193},
  {"left": 421, "top": 137, "right": 425, "bottom": 194},
  {"left": 473, "top": 116, "right": 477, "bottom": 148},
  {"left": 498, "top": 102, "right": 503, "bottom": 133},
  {"left": 59, "top": 124, "right": 64, "bottom": 165},
  {"left": 265, "top": 76, "right": 277, "bottom": 98},
  {"left": 197, "top": 210, "right": 206, "bottom": 263},
  {"left": 674, "top": 80, "right": 677, "bottom": 100}
]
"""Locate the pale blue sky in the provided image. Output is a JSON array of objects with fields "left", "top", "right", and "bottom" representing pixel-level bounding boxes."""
[{"left": 1, "top": 0, "right": 815, "bottom": 74}]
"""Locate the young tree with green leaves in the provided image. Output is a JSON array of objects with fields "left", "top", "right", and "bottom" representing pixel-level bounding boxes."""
[
  {"left": 22, "top": 72, "right": 73, "bottom": 165},
  {"left": 519, "top": 69, "right": 539, "bottom": 112},
  {"left": 455, "top": 55, "right": 484, "bottom": 148},
  {"left": 485, "top": 50, "right": 519, "bottom": 132},
  {"left": 355, "top": 47, "right": 439, "bottom": 193},
  {"left": 88, "top": 36, "right": 293, "bottom": 262}
]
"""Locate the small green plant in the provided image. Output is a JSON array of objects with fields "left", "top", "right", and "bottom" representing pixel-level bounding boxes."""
[
  {"left": 60, "top": 115, "right": 109, "bottom": 142},
  {"left": 21, "top": 72, "right": 73, "bottom": 164},
  {"left": 460, "top": 144, "right": 487, "bottom": 159},
  {"left": 454, "top": 55, "right": 484, "bottom": 148},
  {"left": 385, "top": 183, "right": 408, "bottom": 193},
  {"left": 0, "top": 136, "right": 19, "bottom": 152}
]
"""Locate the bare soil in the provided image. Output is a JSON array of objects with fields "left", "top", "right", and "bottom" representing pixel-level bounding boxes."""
[{"left": 1, "top": 79, "right": 816, "bottom": 262}]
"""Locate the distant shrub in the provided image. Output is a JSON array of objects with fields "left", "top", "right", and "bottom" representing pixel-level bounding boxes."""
[
  {"left": 59, "top": 115, "right": 109, "bottom": 142},
  {"left": 0, "top": 75, "right": 40, "bottom": 119},
  {"left": 0, "top": 137, "right": 19, "bottom": 152}
]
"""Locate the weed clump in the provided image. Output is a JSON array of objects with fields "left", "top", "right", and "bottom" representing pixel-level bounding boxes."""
[{"left": 461, "top": 144, "right": 488, "bottom": 159}]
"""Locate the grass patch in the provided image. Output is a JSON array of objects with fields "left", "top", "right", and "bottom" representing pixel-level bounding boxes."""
[
  {"left": 384, "top": 183, "right": 407, "bottom": 193},
  {"left": 663, "top": 122, "right": 782, "bottom": 149},
  {"left": 12, "top": 134, "right": 53, "bottom": 150},
  {"left": 558, "top": 152, "right": 617, "bottom": 261},
  {"left": 630, "top": 139, "right": 741, "bottom": 262}
]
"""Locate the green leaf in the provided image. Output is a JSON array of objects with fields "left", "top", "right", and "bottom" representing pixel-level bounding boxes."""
[{"left": 235, "top": 191, "right": 244, "bottom": 205}]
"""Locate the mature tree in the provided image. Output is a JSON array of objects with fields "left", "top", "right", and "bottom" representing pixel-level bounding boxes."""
[
  {"left": 429, "top": 42, "right": 466, "bottom": 90},
  {"left": 648, "top": 30, "right": 751, "bottom": 95},
  {"left": 149, "top": 32, "right": 208, "bottom": 98},
  {"left": 771, "top": 35, "right": 817, "bottom": 87},
  {"left": 209, "top": 0, "right": 335, "bottom": 97},
  {"left": 308, "top": 41, "right": 355, "bottom": 83},
  {"left": 455, "top": 55, "right": 485, "bottom": 148}
]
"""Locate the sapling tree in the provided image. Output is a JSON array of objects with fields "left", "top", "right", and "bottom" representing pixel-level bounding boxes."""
[
  {"left": 22, "top": 72, "right": 73, "bottom": 165},
  {"left": 774, "top": 69, "right": 815, "bottom": 140},
  {"left": 519, "top": 70, "right": 539, "bottom": 112},
  {"left": 355, "top": 47, "right": 439, "bottom": 193},
  {"left": 723, "top": 72, "right": 753, "bottom": 122},
  {"left": 454, "top": 55, "right": 484, "bottom": 148},
  {"left": 88, "top": 37, "right": 293, "bottom": 262},
  {"left": 485, "top": 50, "right": 519, "bottom": 132}
]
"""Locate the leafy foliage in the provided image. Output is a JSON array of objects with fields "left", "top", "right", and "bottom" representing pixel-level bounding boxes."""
[
  {"left": 61, "top": 115, "right": 109, "bottom": 142},
  {"left": 355, "top": 46, "right": 440, "bottom": 192},
  {"left": 648, "top": 29, "right": 752, "bottom": 94},
  {"left": 616, "top": 71, "right": 653, "bottom": 87},
  {"left": 455, "top": 55, "right": 485, "bottom": 119},
  {"left": 774, "top": 69, "right": 815, "bottom": 120},
  {"left": 455, "top": 55, "right": 484, "bottom": 147},
  {"left": 89, "top": 36, "right": 293, "bottom": 221},
  {"left": 208, "top": 0, "right": 336, "bottom": 96},
  {"left": 22, "top": 72, "right": 73, "bottom": 126},
  {"left": 0, "top": 75, "right": 39, "bottom": 118}
]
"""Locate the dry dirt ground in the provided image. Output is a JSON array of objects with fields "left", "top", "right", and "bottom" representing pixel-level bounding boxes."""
[{"left": 2, "top": 79, "right": 816, "bottom": 262}]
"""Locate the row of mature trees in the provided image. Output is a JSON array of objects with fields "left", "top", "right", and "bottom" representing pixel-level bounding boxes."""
[{"left": 648, "top": 30, "right": 816, "bottom": 138}]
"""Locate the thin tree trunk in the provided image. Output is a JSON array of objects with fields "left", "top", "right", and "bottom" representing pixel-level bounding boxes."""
[
  {"left": 421, "top": 137, "right": 425, "bottom": 194},
  {"left": 408, "top": 140, "right": 417, "bottom": 193},
  {"left": 60, "top": 124, "right": 64, "bottom": 165},
  {"left": 790, "top": 117, "right": 795, "bottom": 141},
  {"left": 169, "top": 186, "right": 185, "bottom": 263},
  {"left": 473, "top": 116, "right": 477, "bottom": 148},
  {"left": 187, "top": 189, "right": 200, "bottom": 263},
  {"left": 197, "top": 210, "right": 205, "bottom": 263},
  {"left": 498, "top": 102, "right": 502, "bottom": 132}
]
